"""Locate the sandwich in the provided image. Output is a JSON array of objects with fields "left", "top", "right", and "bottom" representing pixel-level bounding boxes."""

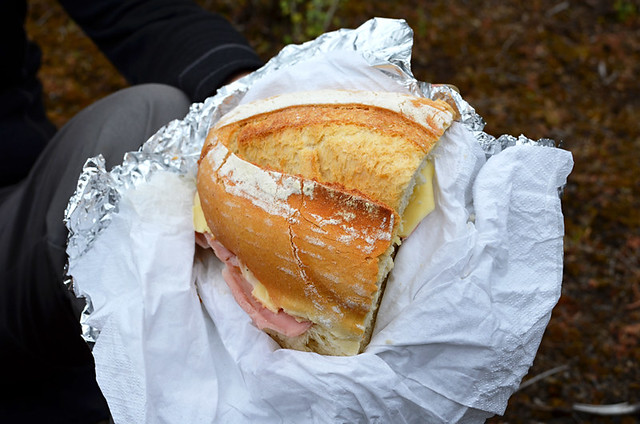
[{"left": 193, "top": 89, "right": 456, "bottom": 356}]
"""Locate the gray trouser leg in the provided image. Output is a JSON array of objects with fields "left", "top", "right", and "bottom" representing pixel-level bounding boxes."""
[
  {"left": 0, "top": 84, "right": 190, "bottom": 422},
  {"left": 45, "top": 84, "right": 192, "bottom": 265}
]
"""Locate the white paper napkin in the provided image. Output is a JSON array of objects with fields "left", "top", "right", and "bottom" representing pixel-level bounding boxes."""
[
  {"left": 68, "top": 52, "right": 574, "bottom": 423},
  {"left": 70, "top": 172, "right": 219, "bottom": 423},
  {"left": 195, "top": 120, "right": 573, "bottom": 423}
]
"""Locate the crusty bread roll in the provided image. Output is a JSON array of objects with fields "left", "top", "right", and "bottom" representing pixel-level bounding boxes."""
[{"left": 196, "top": 89, "right": 456, "bottom": 356}]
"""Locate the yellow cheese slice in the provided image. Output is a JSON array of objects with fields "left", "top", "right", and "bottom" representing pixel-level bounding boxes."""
[
  {"left": 242, "top": 267, "right": 279, "bottom": 312},
  {"left": 193, "top": 191, "right": 211, "bottom": 234},
  {"left": 399, "top": 160, "right": 435, "bottom": 237}
]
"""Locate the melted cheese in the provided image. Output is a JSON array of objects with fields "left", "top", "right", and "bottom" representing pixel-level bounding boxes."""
[{"left": 399, "top": 160, "right": 435, "bottom": 237}]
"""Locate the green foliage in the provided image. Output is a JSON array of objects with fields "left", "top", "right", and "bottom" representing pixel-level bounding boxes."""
[
  {"left": 279, "top": 0, "right": 342, "bottom": 44},
  {"left": 614, "top": 0, "right": 638, "bottom": 22}
]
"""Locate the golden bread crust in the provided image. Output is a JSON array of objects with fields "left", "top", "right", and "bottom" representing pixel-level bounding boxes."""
[
  {"left": 197, "top": 143, "right": 395, "bottom": 344},
  {"left": 197, "top": 90, "right": 455, "bottom": 355},
  {"left": 209, "top": 101, "right": 452, "bottom": 211}
]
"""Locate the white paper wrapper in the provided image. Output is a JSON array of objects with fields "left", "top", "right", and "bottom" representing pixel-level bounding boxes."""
[{"left": 66, "top": 18, "right": 574, "bottom": 423}]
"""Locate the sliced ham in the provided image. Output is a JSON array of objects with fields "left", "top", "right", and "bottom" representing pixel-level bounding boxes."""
[{"left": 199, "top": 232, "right": 312, "bottom": 338}]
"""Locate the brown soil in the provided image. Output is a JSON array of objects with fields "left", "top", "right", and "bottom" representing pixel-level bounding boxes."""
[{"left": 26, "top": 0, "right": 639, "bottom": 422}]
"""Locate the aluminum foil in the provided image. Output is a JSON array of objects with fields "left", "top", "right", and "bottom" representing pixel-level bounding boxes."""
[{"left": 64, "top": 17, "right": 558, "bottom": 342}]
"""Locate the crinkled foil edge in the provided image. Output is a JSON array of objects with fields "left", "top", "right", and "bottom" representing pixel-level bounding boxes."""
[{"left": 63, "top": 17, "right": 560, "bottom": 343}]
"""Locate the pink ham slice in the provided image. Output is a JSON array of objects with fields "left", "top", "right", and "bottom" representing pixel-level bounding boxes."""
[{"left": 198, "top": 232, "right": 312, "bottom": 338}]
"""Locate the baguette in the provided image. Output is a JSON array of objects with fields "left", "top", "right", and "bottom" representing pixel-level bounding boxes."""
[{"left": 196, "top": 90, "right": 456, "bottom": 355}]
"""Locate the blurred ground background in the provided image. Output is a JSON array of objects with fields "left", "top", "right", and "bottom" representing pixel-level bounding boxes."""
[{"left": 25, "top": 0, "right": 639, "bottom": 422}]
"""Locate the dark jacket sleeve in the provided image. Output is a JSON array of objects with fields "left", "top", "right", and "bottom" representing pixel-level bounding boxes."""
[{"left": 58, "top": 0, "right": 264, "bottom": 101}]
